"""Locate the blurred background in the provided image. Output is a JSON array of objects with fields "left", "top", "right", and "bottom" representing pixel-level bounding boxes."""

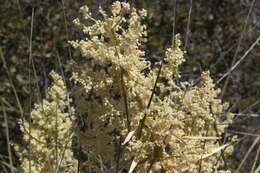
[{"left": 0, "top": 0, "right": 259, "bottom": 172}]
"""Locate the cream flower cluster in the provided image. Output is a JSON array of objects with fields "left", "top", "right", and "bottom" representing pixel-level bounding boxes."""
[
  {"left": 15, "top": 1, "right": 235, "bottom": 173},
  {"left": 69, "top": 1, "right": 234, "bottom": 173},
  {"left": 15, "top": 71, "right": 77, "bottom": 173},
  {"left": 69, "top": 1, "right": 155, "bottom": 167}
]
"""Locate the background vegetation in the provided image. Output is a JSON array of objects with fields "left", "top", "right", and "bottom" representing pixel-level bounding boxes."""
[{"left": 0, "top": 0, "right": 259, "bottom": 172}]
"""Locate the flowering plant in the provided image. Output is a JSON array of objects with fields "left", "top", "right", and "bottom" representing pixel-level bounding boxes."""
[
  {"left": 15, "top": 1, "right": 234, "bottom": 173},
  {"left": 68, "top": 2, "right": 234, "bottom": 172},
  {"left": 15, "top": 71, "right": 77, "bottom": 172}
]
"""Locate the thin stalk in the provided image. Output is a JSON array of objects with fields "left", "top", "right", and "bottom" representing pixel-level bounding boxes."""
[
  {"left": 109, "top": 26, "right": 131, "bottom": 171},
  {"left": 0, "top": 47, "right": 24, "bottom": 119},
  {"left": 235, "top": 136, "right": 260, "bottom": 173},
  {"left": 137, "top": 0, "right": 177, "bottom": 139},
  {"left": 15, "top": 0, "right": 21, "bottom": 10},
  {"left": 172, "top": 0, "right": 177, "bottom": 46},
  {"left": 217, "top": 36, "right": 260, "bottom": 84},
  {"left": 110, "top": 27, "right": 131, "bottom": 132},
  {"left": 250, "top": 144, "right": 260, "bottom": 173},
  {"left": 115, "top": 136, "right": 122, "bottom": 173},
  {"left": 55, "top": 133, "right": 74, "bottom": 173},
  {"left": 220, "top": 0, "right": 256, "bottom": 99},
  {"left": 214, "top": 123, "right": 228, "bottom": 168},
  {"left": 184, "top": 0, "right": 193, "bottom": 50},
  {"left": 28, "top": 8, "right": 35, "bottom": 173},
  {"left": 56, "top": 51, "right": 74, "bottom": 118},
  {"left": 120, "top": 69, "right": 131, "bottom": 132},
  {"left": 61, "top": 0, "right": 72, "bottom": 60},
  {"left": 227, "top": 99, "right": 260, "bottom": 125},
  {"left": 55, "top": 103, "right": 58, "bottom": 170},
  {"left": 31, "top": 50, "right": 41, "bottom": 104},
  {"left": 137, "top": 62, "right": 163, "bottom": 139},
  {"left": 147, "top": 63, "right": 163, "bottom": 109},
  {"left": 1, "top": 101, "right": 14, "bottom": 173},
  {"left": 1, "top": 164, "right": 8, "bottom": 173}
]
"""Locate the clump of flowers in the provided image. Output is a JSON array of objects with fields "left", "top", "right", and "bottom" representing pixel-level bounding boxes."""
[
  {"left": 14, "top": 1, "right": 235, "bottom": 173},
  {"left": 69, "top": 1, "right": 234, "bottom": 173},
  {"left": 15, "top": 71, "right": 77, "bottom": 173}
]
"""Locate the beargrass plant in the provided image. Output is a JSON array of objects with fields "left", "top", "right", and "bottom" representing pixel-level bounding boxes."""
[{"left": 15, "top": 1, "right": 235, "bottom": 173}]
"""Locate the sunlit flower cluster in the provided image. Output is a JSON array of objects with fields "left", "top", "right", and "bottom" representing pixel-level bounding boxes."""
[
  {"left": 15, "top": 1, "right": 235, "bottom": 173},
  {"left": 68, "top": 1, "right": 234, "bottom": 173},
  {"left": 15, "top": 71, "right": 77, "bottom": 173}
]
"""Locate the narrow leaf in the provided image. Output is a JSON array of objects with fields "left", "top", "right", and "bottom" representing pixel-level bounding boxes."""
[
  {"left": 183, "top": 136, "right": 220, "bottom": 140},
  {"left": 128, "top": 160, "right": 138, "bottom": 173},
  {"left": 122, "top": 130, "right": 135, "bottom": 145},
  {"left": 200, "top": 144, "right": 229, "bottom": 159}
]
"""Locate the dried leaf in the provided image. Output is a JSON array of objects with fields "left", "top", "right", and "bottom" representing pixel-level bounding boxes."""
[
  {"left": 128, "top": 160, "right": 138, "bottom": 173},
  {"left": 183, "top": 136, "right": 220, "bottom": 140},
  {"left": 200, "top": 144, "right": 229, "bottom": 159},
  {"left": 122, "top": 130, "right": 135, "bottom": 145}
]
